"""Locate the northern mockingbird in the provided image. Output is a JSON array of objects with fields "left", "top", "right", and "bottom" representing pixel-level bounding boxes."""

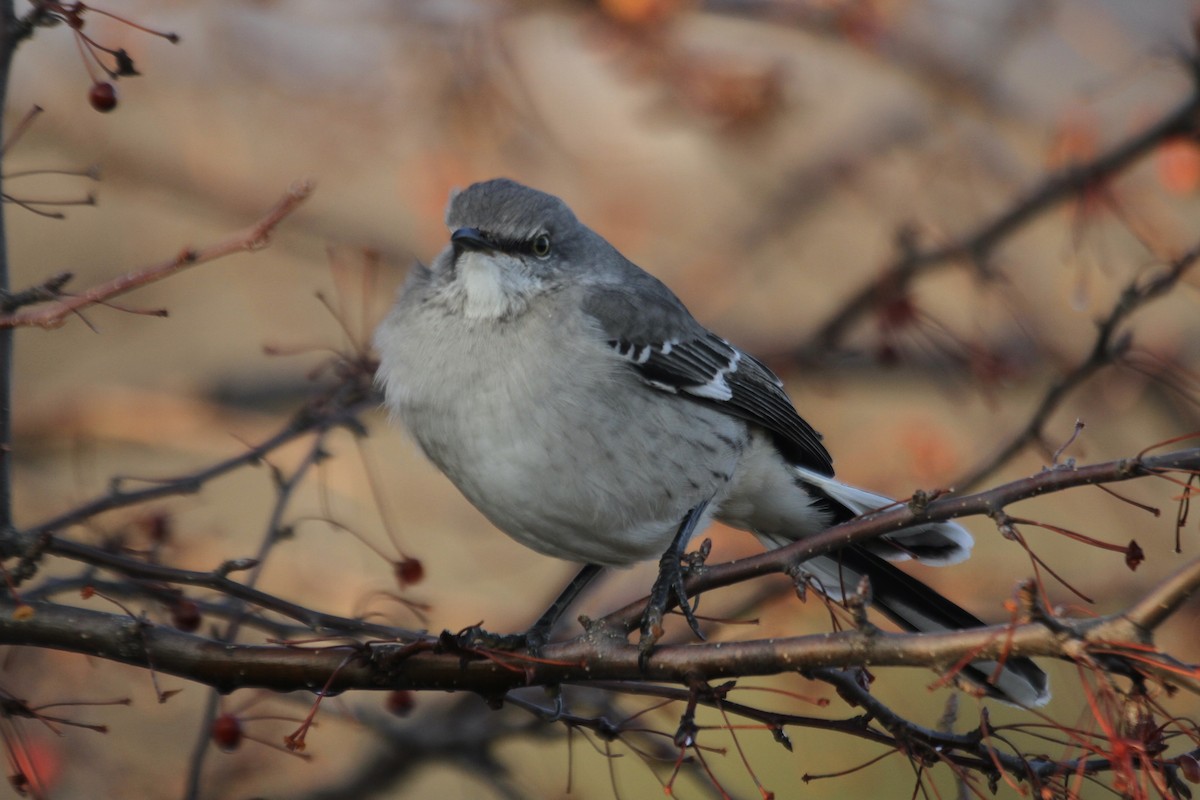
[{"left": 374, "top": 178, "right": 1049, "bottom": 707}]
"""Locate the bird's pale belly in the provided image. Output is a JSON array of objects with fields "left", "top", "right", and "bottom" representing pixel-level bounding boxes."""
[{"left": 400, "top": 368, "right": 747, "bottom": 566}]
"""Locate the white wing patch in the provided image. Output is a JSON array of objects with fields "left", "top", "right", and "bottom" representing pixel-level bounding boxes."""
[
  {"left": 684, "top": 347, "right": 738, "bottom": 401},
  {"left": 602, "top": 328, "right": 835, "bottom": 474},
  {"left": 608, "top": 335, "right": 741, "bottom": 402}
]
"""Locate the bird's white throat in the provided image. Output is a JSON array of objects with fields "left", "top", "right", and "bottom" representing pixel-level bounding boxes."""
[{"left": 457, "top": 252, "right": 536, "bottom": 320}]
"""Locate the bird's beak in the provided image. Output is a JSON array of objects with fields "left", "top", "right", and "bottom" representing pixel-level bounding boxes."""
[{"left": 451, "top": 227, "right": 494, "bottom": 255}]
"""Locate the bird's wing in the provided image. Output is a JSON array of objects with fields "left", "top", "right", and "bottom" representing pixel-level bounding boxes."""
[{"left": 581, "top": 281, "right": 833, "bottom": 475}]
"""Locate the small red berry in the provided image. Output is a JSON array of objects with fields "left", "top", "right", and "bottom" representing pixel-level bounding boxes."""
[
  {"left": 385, "top": 690, "right": 415, "bottom": 717},
  {"left": 171, "top": 599, "right": 201, "bottom": 632},
  {"left": 395, "top": 557, "right": 424, "bottom": 587},
  {"left": 88, "top": 82, "right": 117, "bottom": 112},
  {"left": 877, "top": 294, "right": 919, "bottom": 331},
  {"left": 211, "top": 714, "right": 243, "bottom": 752},
  {"left": 140, "top": 511, "right": 172, "bottom": 543}
]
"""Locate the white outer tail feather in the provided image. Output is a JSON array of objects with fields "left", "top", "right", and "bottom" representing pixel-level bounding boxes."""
[{"left": 796, "top": 468, "right": 973, "bottom": 566}]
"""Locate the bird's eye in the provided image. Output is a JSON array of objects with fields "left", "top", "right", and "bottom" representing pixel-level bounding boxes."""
[{"left": 531, "top": 233, "right": 551, "bottom": 258}]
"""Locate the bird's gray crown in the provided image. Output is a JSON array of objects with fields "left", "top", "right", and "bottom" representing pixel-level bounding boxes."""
[{"left": 446, "top": 179, "right": 578, "bottom": 244}]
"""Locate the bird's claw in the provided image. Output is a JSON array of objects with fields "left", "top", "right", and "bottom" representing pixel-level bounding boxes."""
[
  {"left": 637, "top": 548, "right": 705, "bottom": 669},
  {"left": 451, "top": 624, "right": 536, "bottom": 653}
]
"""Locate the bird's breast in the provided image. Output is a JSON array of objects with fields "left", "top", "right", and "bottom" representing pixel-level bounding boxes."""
[{"left": 375, "top": 296, "right": 747, "bottom": 565}]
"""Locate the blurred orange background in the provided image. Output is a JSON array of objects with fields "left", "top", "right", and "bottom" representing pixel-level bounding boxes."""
[{"left": 5, "top": 1, "right": 1200, "bottom": 797}]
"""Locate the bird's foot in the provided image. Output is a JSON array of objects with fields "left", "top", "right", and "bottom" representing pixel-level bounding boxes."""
[
  {"left": 637, "top": 548, "right": 706, "bottom": 669},
  {"left": 450, "top": 624, "right": 540, "bottom": 654}
]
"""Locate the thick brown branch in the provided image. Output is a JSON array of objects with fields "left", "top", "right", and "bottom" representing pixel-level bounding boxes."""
[
  {"left": 16, "top": 443, "right": 1200, "bottom": 695},
  {"left": 0, "top": 180, "right": 314, "bottom": 329},
  {"left": 1120, "top": 556, "right": 1200, "bottom": 632},
  {"left": 0, "top": 588, "right": 1187, "bottom": 696},
  {"left": 5, "top": 449, "right": 1200, "bottom": 794}
]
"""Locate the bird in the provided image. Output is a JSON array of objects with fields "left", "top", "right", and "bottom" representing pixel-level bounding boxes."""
[{"left": 373, "top": 177, "right": 1049, "bottom": 706}]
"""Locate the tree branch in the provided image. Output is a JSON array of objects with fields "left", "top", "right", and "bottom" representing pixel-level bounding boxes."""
[
  {"left": 956, "top": 241, "right": 1200, "bottom": 489},
  {"left": 808, "top": 56, "right": 1200, "bottom": 351},
  {"left": 3, "top": 563, "right": 1193, "bottom": 697},
  {"left": 0, "top": 180, "right": 314, "bottom": 329},
  {"left": 1120, "top": 556, "right": 1200, "bottom": 632},
  {"left": 600, "top": 447, "right": 1200, "bottom": 633},
  {"left": 8, "top": 448, "right": 1197, "bottom": 701},
  {"left": 0, "top": 0, "right": 21, "bottom": 534},
  {"left": 18, "top": 395, "right": 373, "bottom": 541}
]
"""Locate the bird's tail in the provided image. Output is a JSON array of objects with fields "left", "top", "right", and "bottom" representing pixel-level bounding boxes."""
[
  {"left": 767, "top": 469, "right": 1050, "bottom": 706},
  {"left": 799, "top": 547, "right": 1050, "bottom": 707},
  {"left": 796, "top": 469, "right": 974, "bottom": 565}
]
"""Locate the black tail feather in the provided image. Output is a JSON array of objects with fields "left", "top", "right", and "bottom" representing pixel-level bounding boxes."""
[{"left": 815, "top": 546, "right": 1050, "bottom": 707}]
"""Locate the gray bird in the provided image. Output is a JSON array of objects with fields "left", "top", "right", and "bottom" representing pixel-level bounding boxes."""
[{"left": 374, "top": 178, "right": 1049, "bottom": 707}]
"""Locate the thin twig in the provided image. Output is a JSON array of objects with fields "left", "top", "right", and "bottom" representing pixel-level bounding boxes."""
[
  {"left": 956, "top": 243, "right": 1200, "bottom": 489},
  {"left": 807, "top": 57, "right": 1200, "bottom": 351},
  {"left": 19, "top": 395, "right": 372, "bottom": 541},
  {"left": 0, "top": 180, "right": 314, "bottom": 329},
  {"left": 34, "top": 536, "right": 418, "bottom": 640},
  {"left": 184, "top": 432, "right": 329, "bottom": 800},
  {"left": 0, "top": 103, "right": 40, "bottom": 158},
  {"left": 601, "top": 447, "right": 1200, "bottom": 634}
]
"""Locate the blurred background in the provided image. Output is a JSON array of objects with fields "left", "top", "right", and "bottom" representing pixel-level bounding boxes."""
[{"left": 4, "top": 0, "right": 1200, "bottom": 797}]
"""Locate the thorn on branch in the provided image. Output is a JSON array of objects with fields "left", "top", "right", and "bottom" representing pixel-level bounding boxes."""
[
  {"left": 848, "top": 575, "right": 873, "bottom": 630},
  {"left": 215, "top": 559, "right": 259, "bottom": 578},
  {"left": 1052, "top": 420, "right": 1086, "bottom": 466}
]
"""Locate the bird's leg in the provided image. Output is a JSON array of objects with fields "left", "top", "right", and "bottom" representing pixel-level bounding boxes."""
[
  {"left": 523, "top": 563, "right": 604, "bottom": 650},
  {"left": 639, "top": 498, "right": 711, "bottom": 668},
  {"left": 455, "top": 562, "right": 604, "bottom": 652}
]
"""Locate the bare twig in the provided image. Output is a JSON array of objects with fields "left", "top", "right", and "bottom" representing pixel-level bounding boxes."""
[
  {"left": 32, "top": 535, "right": 418, "bottom": 640},
  {"left": 807, "top": 57, "right": 1200, "bottom": 351},
  {"left": 21, "top": 576, "right": 309, "bottom": 638},
  {"left": 956, "top": 243, "right": 1200, "bottom": 489},
  {"left": 0, "top": 103, "right": 39, "bottom": 158},
  {"left": 184, "top": 431, "right": 330, "bottom": 799},
  {"left": 0, "top": 180, "right": 314, "bottom": 329},
  {"left": 0, "top": 271, "right": 71, "bottom": 311},
  {"left": 18, "top": 394, "right": 373, "bottom": 542},
  {"left": 1120, "top": 556, "right": 1200, "bottom": 632}
]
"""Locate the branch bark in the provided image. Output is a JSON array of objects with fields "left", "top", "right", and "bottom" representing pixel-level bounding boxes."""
[{"left": 4, "top": 448, "right": 1198, "bottom": 701}]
